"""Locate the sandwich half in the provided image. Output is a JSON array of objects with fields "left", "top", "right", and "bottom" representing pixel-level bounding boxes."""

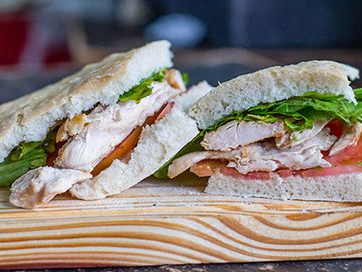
[
  {"left": 156, "top": 60, "right": 362, "bottom": 202},
  {"left": 2, "top": 41, "right": 211, "bottom": 208}
]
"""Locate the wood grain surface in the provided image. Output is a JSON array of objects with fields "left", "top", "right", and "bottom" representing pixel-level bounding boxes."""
[{"left": 1, "top": 175, "right": 362, "bottom": 270}]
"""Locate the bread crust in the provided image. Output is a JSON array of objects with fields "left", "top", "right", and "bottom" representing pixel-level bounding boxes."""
[
  {"left": 0, "top": 41, "right": 173, "bottom": 163},
  {"left": 189, "top": 60, "right": 360, "bottom": 129},
  {"left": 206, "top": 172, "right": 362, "bottom": 202}
]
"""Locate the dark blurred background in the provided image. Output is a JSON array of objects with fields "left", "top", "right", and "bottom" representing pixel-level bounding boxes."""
[{"left": 1, "top": 0, "right": 362, "bottom": 103}]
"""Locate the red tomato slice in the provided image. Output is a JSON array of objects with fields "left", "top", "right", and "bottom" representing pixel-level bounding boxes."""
[
  {"left": 324, "top": 137, "right": 362, "bottom": 166},
  {"left": 301, "top": 164, "right": 362, "bottom": 177},
  {"left": 191, "top": 161, "right": 270, "bottom": 180},
  {"left": 277, "top": 169, "right": 297, "bottom": 177},
  {"left": 220, "top": 167, "right": 271, "bottom": 180}
]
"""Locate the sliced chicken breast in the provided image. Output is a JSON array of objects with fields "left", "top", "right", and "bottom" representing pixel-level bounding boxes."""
[
  {"left": 169, "top": 128, "right": 337, "bottom": 178},
  {"left": 275, "top": 120, "right": 330, "bottom": 149},
  {"left": 329, "top": 122, "right": 362, "bottom": 155},
  {"left": 168, "top": 150, "right": 239, "bottom": 178},
  {"left": 228, "top": 159, "right": 279, "bottom": 174},
  {"left": 9, "top": 167, "right": 91, "bottom": 209},
  {"left": 201, "top": 120, "right": 285, "bottom": 151},
  {"left": 55, "top": 82, "right": 181, "bottom": 172},
  {"left": 231, "top": 128, "right": 336, "bottom": 174},
  {"left": 229, "top": 138, "right": 333, "bottom": 174}
]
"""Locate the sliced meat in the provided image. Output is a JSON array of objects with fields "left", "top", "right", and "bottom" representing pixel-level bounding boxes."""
[
  {"left": 9, "top": 167, "right": 91, "bottom": 209},
  {"left": 230, "top": 128, "right": 336, "bottom": 174},
  {"left": 168, "top": 149, "right": 240, "bottom": 178},
  {"left": 201, "top": 120, "right": 285, "bottom": 151},
  {"left": 329, "top": 122, "right": 362, "bottom": 156},
  {"left": 228, "top": 159, "right": 279, "bottom": 174},
  {"left": 165, "top": 69, "right": 186, "bottom": 91},
  {"left": 169, "top": 128, "right": 337, "bottom": 178},
  {"left": 56, "top": 114, "right": 90, "bottom": 143},
  {"left": 55, "top": 82, "right": 181, "bottom": 172},
  {"left": 276, "top": 120, "right": 330, "bottom": 149},
  {"left": 294, "top": 127, "right": 337, "bottom": 151}
]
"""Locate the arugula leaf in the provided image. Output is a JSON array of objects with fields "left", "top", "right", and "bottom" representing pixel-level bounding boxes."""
[
  {"left": 354, "top": 88, "right": 362, "bottom": 99},
  {"left": 119, "top": 69, "right": 167, "bottom": 103},
  {"left": 154, "top": 89, "right": 362, "bottom": 179},
  {"left": 210, "top": 91, "right": 362, "bottom": 132},
  {"left": 0, "top": 142, "right": 46, "bottom": 187},
  {"left": 0, "top": 131, "right": 57, "bottom": 187}
]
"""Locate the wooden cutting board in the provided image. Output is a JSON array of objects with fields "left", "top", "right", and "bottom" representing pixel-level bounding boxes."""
[{"left": 1, "top": 175, "right": 362, "bottom": 270}]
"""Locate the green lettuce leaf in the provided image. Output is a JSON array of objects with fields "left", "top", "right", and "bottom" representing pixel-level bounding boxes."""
[
  {"left": 0, "top": 142, "right": 46, "bottom": 187},
  {"left": 209, "top": 90, "right": 362, "bottom": 132},
  {"left": 119, "top": 69, "right": 167, "bottom": 103},
  {"left": 154, "top": 89, "right": 362, "bottom": 179},
  {"left": 0, "top": 131, "right": 56, "bottom": 187}
]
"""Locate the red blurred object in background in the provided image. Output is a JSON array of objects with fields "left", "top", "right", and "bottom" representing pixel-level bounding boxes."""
[
  {"left": 0, "top": 11, "right": 71, "bottom": 67},
  {"left": 0, "top": 12, "right": 27, "bottom": 65}
]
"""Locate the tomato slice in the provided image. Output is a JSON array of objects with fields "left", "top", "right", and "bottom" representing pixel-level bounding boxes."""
[
  {"left": 220, "top": 167, "right": 271, "bottom": 180},
  {"left": 301, "top": 165, "right": 362, "bottom": 177},
  {"left": 324, "top": 138, "right": 362, "bottom": 166},
  {"left": 277, "top": 169, "right": 297, "bottom": 177},
  {"left": 190, "top": 160, "right": 226, "bottom": 177},
  {"left": 91, "top": 126, "right": 143, "bottom": 176},
  {"left": 191, "top": 160, "right": 271, "bottom": 180}
]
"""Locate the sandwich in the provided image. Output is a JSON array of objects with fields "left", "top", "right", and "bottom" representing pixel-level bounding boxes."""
[
  {"left": 156, "top": 60, "right": 362, "bottom": 202},
  {"left": 1, "top": 40, "right": 211, "bottom": 209}
]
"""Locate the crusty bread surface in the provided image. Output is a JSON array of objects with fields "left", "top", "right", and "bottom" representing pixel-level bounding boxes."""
[
  {"left": 189, "top": 60, "right": 360, "bottom": 129},
  {"left": 206, "top": 172, "right": 362, "bottom": 202},
  {"left": 0, "top": 40, "right": 172, "bottom": 163},
  {"left": 70, "top": 107, "right": 199, "bottom": 200}
]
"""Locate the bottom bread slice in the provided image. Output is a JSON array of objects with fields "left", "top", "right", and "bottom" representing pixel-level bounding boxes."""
[{"left": 205, "top": 172, "right": 362, "bottom": 202}]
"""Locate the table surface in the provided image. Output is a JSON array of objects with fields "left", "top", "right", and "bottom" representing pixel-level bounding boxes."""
[
  {"left": 3, "top": 48, "right": 362, "bottom": 272},
  {"left": 7, "top": 259, "right": 362, "bottom": 272}
]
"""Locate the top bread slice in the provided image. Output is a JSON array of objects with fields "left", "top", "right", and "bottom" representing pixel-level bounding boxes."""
[
  {"left": 0, "top": 40, "right": 173, "bottom": 163},
  {"left": 189, "top": 60, "right": 360, "bottom": 129}
]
